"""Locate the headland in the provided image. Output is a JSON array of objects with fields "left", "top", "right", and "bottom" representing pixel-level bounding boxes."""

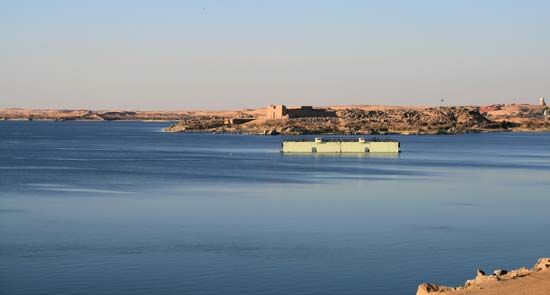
[{"left": 417, "top": 258, "right": 550, "bottom": 295}]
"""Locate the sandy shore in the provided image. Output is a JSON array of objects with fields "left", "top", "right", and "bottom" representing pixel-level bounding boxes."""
[{"left": 417, "top": 258, "right": 550, "bottom": 295}]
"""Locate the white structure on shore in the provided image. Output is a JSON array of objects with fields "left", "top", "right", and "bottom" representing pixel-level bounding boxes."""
[{"left": 540, "top": 97, "right": 546, "bottom": 106}]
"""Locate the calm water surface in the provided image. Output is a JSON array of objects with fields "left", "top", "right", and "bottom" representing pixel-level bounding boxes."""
[{"left": 1, "top": 121, "right": 549, "bottom": 295}]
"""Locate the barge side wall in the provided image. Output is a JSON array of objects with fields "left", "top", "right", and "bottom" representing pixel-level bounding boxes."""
[{"left": 282, "top": 141, "right": 399, "bottom": 153}]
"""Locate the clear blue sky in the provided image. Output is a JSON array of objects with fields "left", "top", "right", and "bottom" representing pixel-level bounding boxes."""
[{"left": 1, "top": 0, "right": 549, "bottom": 109}]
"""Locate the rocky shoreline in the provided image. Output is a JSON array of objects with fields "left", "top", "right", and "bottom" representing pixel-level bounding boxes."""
[
  {"left": 2, "top": 104, "right": 549, "bottom": 135},
  {"left": 163, "top": 104, "right": 549, "bottom": 135},
  {"left": 417, "top": 258, "right": 550, "bottom": 295}
]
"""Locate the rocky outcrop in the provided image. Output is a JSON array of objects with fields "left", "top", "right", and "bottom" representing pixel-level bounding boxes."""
[
  {"left": 416, "top": 258, "right": 550, "bottom": 295},
  {"left": 482, "top": 104, "right": 550, "bottom": 130},
  {"left": 164, "top": 106, "right": 517, "bottom": 135},
  {"left": 533, "top": 258, "right": 550, "bottom": 272},
  {"left": 336, "top": 106, "right": 511, "bottom": 134},
  {"left": 163, "top": 116, "right": 226, "bottom": 132},
  {"left": 164, "top": 116, "right": 342, "bottom": 134},
  {"left": 417, "top": 283, "right": 453, "bottom": 294}
]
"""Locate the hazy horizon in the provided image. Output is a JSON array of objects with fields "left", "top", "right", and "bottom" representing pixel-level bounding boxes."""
[{"left": 1, "top": 0, "right": 549, "bottom": 110}]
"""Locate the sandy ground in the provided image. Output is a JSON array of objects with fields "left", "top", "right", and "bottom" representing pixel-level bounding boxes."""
[
  {"left": 448, "top": 271, "right": 550, "bottom": 295},
  {"left": 417, "top": 258, "right": 550, "bottom": 295}
]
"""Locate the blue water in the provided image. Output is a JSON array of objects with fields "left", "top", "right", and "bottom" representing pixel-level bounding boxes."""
[{"left": 1, "top": 121, "right": 549, "bottom": 295}]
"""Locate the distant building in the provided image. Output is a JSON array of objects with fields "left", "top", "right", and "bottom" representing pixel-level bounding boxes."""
[
  {"left": 265, "top": 105, "right": 336, "bottom": 119},
  {"left": 540, "top": 97, "right": 546, "bottom": 106}
]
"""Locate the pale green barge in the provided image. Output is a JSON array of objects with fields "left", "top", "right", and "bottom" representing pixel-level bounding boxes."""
[{"left": 282, "top": 138, "right": 400, "bottom": 153}]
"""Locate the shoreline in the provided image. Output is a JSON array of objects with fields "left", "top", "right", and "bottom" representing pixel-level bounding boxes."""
[
  {"left": 417, "top": 258, "right": 550, "bottom": 295},
  {"left": 2, "top": 103, "right": 549, "bottom": 135},
  {"left": 3, "top": 119, "right": 550, "bottom": 135}
]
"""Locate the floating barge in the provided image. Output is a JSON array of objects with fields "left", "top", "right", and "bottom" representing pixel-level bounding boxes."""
[{"left": 282, "top": 138, "right": 400, "bottom": 153}]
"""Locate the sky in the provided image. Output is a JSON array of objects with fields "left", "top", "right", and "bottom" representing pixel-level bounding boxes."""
[{"left": 1, "top": 0, "right": 549, "bottom": 110}]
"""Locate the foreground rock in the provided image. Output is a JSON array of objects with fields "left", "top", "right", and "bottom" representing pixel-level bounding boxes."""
[{"left": 416, "top": 258, "right": 550, "bottom": 295}]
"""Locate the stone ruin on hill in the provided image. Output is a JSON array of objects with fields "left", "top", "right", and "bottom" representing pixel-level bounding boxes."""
[{"left": 265, "top": 105, "right": 336, "bottom": 119}]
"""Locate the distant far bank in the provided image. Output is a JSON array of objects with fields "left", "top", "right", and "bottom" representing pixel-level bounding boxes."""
[{"left": 1, "top": 102, "right": 549, "bottom": 135}]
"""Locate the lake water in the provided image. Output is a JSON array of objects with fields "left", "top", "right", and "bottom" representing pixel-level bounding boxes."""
[{"left": 1, "top": 121, "right": 549, "bottom": 295}]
